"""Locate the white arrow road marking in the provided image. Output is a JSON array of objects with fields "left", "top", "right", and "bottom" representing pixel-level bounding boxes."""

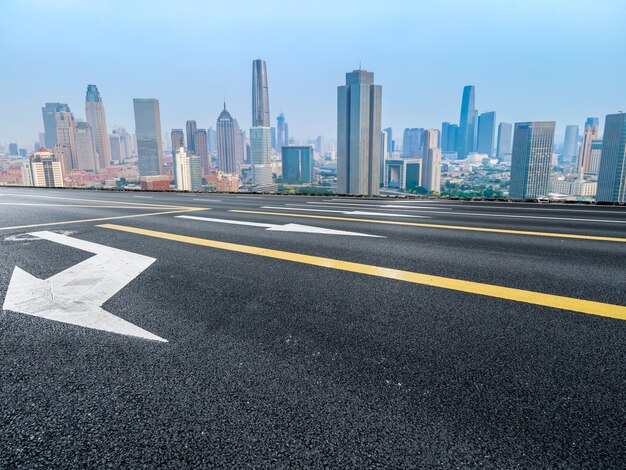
[
  {"left": 260, "top": 206, "right": 430, "bottom": 218},
  {"left": 2, "top": 231, "right": 166, "bottom": 342},
  {"left": 176, "top": 215, "right": 384, "bottom": 237}
]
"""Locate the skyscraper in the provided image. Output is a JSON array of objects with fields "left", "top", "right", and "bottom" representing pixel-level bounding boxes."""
[
  {"left": 54, "top": 108, "right": 77, "bottom": 173},
  {"left": 277, "top": 113, "right": 288, "bottom": 150},
  {"left": 402, "top": 128, "right": 424, "bottom": 158},
  {"left": 476, "top": 111, "right": 496, "bottom": 156},
  {"left": 337, "top": 68, "right": 382, "bottom": 196},
  {"left": 441, "top": 122, "right": 458, "bottom": 153},
  {"left": 383, "top": 127, "right": 393, "bottom": 153},
  {"left": 186, "top": 120, "right": 197, "bottom": 154},
  {"left": 216, "top": 104, "right": 237, "bottom": 174},
  {"left": 207, "top": 127, "right": 217, "bottom": 153},
  {"left": 171, "top": 129, "right": 185, "bottom": 185},
  {"left": 74, "top": 121, "right": 99, "bottom": 172},
  {"left": 109, "top": 134, "right": 122, "bottom": 163},
  {"left": 41, "top": 103, "right": 70, "bottom": 149},
  {"left": 85, "top": 84, "right": 111, "bottom": 169},
  {"left": 578, "top": 117, "right": 600, "bottom": 175},
  {"left": 252, "top": 59, "right": 270, "bottom": 127},
  {"left": 597, "top": 113, "right": 626, "bottom": 203},
  {"left": 421, "top": 129, "right": 441, "bottom": 192},
  {"left": 456, "top": 85, "right": 476, "bottom": 158},
  {"left": 133, "top": 98, "right": 163, "bottom": 177},
  {"left": 562, "top": 125, "right": 579, "bottom": 162},
  {"left": 282, "top": 146, "right": 313, "bottom": 183},
  {"left": 112, "top": 127, "right": 132, "bottom": 160},
  {"left": 234, "top": 120, "right": 245, "bottom": 166},
  {"left": 496, "top": 122, "right": 513, "bottom": 159},
  {"left": 9, "top": 143, "right": 18, "bottom": 156},
  {"left": 195, "top": 129, "right": 209, "bottom": 174},
  {"left": 509, "top": 121, "right": 555, "bottom": 199},
  {"left": 250, "top": 126, "right": 272, "bottom": 185},
  {"left": 175, "top": 148, "right": 202, "bottom": 191}
]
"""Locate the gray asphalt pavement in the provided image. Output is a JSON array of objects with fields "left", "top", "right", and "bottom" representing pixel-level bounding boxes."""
[{"left": 1, "top": 187, "right": 625, "bottom": 468}]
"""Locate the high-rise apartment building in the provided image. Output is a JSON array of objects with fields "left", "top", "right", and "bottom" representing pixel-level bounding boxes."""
[
  {"left": 282, "top": 146, "right": 313, "bottom": 183},
  {"left": 252, "top": 59, "right": 270, "bottom": 127},
  {"left": 216, "top": 104, "right": 238, "bottom": 174},
  {"left": 41, "top": 103, "right": 71, "bottom": 149},
  {"left": 85, "top": 84, "right": 111, "bottom": 169},
  {"left": 133, "top": 98, "right": 163, "bottom": 177},
  {"left": 421, "top": 129, "right": 441, "bottom": 192},
  {"left": 441, "top": 122, "right": 458, "bottom": 153},
  {"left": 171, "top": 128, "right": 185, "bottom": 185},
  {"left": 476, "top": 111, "right": 496, "bottom": 156},
  {"left": 509, "top": 121, "right": 556, "bottom": 199},
  {"left": 496, "top": 122, "right": 513, "bottom": 159},
  {"left": 456, "top": 85, "right": 476, "bottom": 158},
  {"left": 22, "top": 148, "right": 64, "bottom": 187},
  {"left": 186, "top": 120, "right": 197, "bottom": 154},
  {"left": 54, "top": 109, "right": 77, "bottom": 173},
  {"left": 174, "top": 147, "right": 202, "bottom": 191},
  {"left": 74, "top": 121, "right": 99, "bottom": 172},
  {"left": 578, "top": 117, "right": 601, "bottom": 175},
  {"left": 597, "top": 113, "right": 626, "bottom": 202},
  {"left": 562, "top": 125, "right": 579, "bottom": 162},
  {"left": 336, "top": 68, "right": 382, "bottom": 196},
  {"left": 402, "top": 128, "right": 424, "bottom": 158},
  {"left": 195, "top": 129, "right": 209, "bottom": 174}
]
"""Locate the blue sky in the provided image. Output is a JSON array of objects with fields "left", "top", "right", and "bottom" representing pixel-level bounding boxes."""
[{"left": 1, "top": 0, "right": 625, "bottom": 147}]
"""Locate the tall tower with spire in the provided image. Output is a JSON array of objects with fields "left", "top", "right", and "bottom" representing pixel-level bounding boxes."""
[
  {"left": 85, "top": 84, "right": 111, "bottom": 169},
  {"left": 216, "top": 103, "right": 238, "bottom": 174}
]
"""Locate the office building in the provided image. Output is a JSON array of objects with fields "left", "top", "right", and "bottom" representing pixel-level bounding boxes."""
[
  {"left": 562, "top": 125, "right": 579, "bottom": 162},
  {"left": 277, "top": 113, "right": 288, "bottom": 150},
  {"left": 9, "top": 143, "right": 18, "bottom": 156},
  {"left": 74, "top": 121, "right": 99, "bottom": 172},
  {"left": 41, "top": 103, "right": 71, "bottom": 149},
  {"left": 171, "top": 129, "right": 185, "bottom": 184},
  {"left": 133, "top": 98, "right": 164, "bottom": 177},
  {"left": 441, "top": 122, "right": 458, "bottom": 153},
  {"left": 186, "top": 120, "right": 197, "bottom": 154},
  {"left": 383, "top": 127, "right": 393, "bottom": 153},
  {"left": 578, "top": 117, "right": 601, "bottom": 175},
  {"left": 496, "top": 122, "right": 513, "bottom": 159},
  {"left": 337, "top": 68, "right": 382, "bottom": 195},
  {"left": 509, "top": 121, "right": 556, "bottom": 199},
  {"left": 421, "top": 129, "right": 441, "bottom": 192},
  {"left": 597, "top": 113, "right": 626, "bottom": 202},
  {"left": 85, "top": 84, "right": 111, "bottom": 169},
  {"left": 402, "top": 128, "right": 424, "bottom": 158},
  {"left": 282, "top": 146, "right": 313, "bottom": 183},
  {"left": 250, "top": 126, "right": 272, "bottom": 186},
  {"left": 588, "top": 139, "right": 603, "bottom": 174},
  {"left": 22, "top": 148, "right": 64, "bottom": 187},
  {"left": 456, "top": 85, "right": 476, "bottom": 159},
  {"left": 195, "top": 129, "right": 209, "bottom": 174},
  {"left": 216, "top": 104, "right": 238, "bottom": 174},
  {"left": 112, "top": 127, "right": 132, "bottom": 160},
  {"left": 476, "top": 111, "right": 496, "bottom": 156},
  {"left": 252, "top": 59, "right": 270, "bottom": 127},
  {"left": 234, "top": 120, "right": 245, "bottom": 166},
  {"left": 109, "top": 134, "right": 122, "bottom": 163},
  {"left": 207, "top": 127, "right": 217, "bottom": 153}
]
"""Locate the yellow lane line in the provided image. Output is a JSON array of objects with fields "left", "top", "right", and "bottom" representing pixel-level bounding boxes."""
[
  {"left": 230, "top": 210, "right": 626, "bottom": 244},
  {"left": 0, "top": 208, "right": 207, "bottom": 232},
  {"left": 98, "top": 223, "right": 626, "bottom": 321},
  {"left": 0, "top": 203, "right": 179, "bottom": 209}
]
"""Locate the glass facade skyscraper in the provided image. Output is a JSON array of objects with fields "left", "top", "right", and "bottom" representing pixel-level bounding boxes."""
[
  {"left": 133, "top": 98, "right": 163, "bottom": 177},
  {"left": 597, "top": 113, "right": 626, "bottom": 202},
  {"left": 85, "top": 84, "right": 111, "bottom": 169},
  {"left": 476, "top": 111, "right": 496, "bottom": 156},
  {"left": 496, "top": 122, "right": 513, "bottom": 159},
  {"left": 456, "top": 85, "right": 476, "bottom": 159},
  {"left": 252, "top": 59, "right": 270, "bottom": 127},
  {"left": 282, "top": 146, "right": 313, "bottom": 183}
]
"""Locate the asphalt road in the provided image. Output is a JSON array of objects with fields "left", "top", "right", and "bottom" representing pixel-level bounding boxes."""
[{"left": 1, "top": 187, "right": 625, "bottom": 468}]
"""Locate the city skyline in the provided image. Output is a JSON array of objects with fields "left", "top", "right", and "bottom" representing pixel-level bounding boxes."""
[{"left": 2, "top": 0, "right": 625, "bottom": 145}]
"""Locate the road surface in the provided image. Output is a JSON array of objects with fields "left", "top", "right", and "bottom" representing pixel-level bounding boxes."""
[{"left": 1, "top": 187, "right": 625, "bottom": 468}]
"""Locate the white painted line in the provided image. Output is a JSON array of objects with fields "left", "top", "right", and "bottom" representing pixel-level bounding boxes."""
[
  {"left": 133, "top": 195, "right": 153, "bottom": 198},
  {"left": 193, "top": 199, "right": 221, "bottom": 202},
  {"left": 260, "top": 207, "right": 431, "bottom": 218},
  {"left": 2, "top": 231, "right": 166, "bottom": 342},
  {"left": 267, "top": 205, "right": 626, "bottom": 224},
  {"left": 176, "top": 215, "right": 383, "bottom": 237},
  {"left": 303, "top": 202, "right": 451, "bottom": 210}
]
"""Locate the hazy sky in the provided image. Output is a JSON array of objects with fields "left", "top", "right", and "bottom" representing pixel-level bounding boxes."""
[{"left": 1, "top": 0, "right": 625, "bottom": 147}]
